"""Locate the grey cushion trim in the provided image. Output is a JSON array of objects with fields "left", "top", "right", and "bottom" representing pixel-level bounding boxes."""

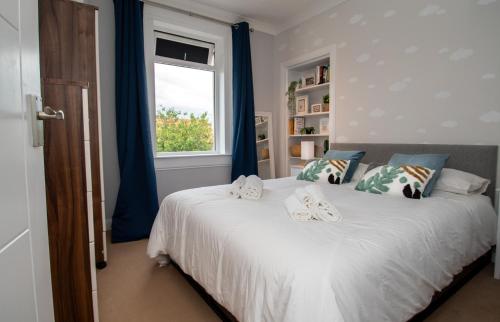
[{"left": 330, "top": 143, "right": 498, "bottom": 202}]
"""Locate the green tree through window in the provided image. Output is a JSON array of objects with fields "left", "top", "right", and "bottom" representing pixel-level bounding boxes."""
[{"left": 156, "top": 107, "right": 214, "bottom": 152}]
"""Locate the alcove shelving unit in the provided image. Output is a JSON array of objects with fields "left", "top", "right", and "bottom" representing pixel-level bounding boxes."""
[
  {"left": 281, "top": 47, "right": 336, "bottom": 176},
  {"left": 255, "top": 111, "right": 275, "bottom": 179}
]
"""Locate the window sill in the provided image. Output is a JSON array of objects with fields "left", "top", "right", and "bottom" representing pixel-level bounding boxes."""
[{"left": 154, "top": 153, "right": 232, "bottom": 171}]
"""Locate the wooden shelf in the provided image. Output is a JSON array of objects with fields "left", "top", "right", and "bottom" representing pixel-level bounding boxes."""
[
  {"left": 289, "top": 134, "right": 329, "bottom": 138},
  {"left": 258, "top": 159, "right": 270, "bottom": 164},
  {"left": 289, "top": 111, "right": 329, "bottom": 118},
  {"left": 256, "top": 138, "right": 269, "bottom": 144},
  {"left": 295, "top": 82, "right": 329, "bottom": 94}
]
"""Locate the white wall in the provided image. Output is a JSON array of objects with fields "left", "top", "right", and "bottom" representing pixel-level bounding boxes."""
[
  {"left": 251, "top": 31, "right": 275, "bottom": 113},
  {"left": 273, "top": 0, "right": 500, "bottom": 181},
  {"left": 86, "top": 0, "right": 276, "bottom": 226},
  {"left": 251, "top": 30, "right": 279, "bottom": 173}
]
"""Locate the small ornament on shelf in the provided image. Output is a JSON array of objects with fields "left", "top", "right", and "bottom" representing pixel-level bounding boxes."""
[
  {"left": 323, "top": 139, "right": 329, "bottom": 155},
  {"left": 322, "top": 94, "right": 330, "bottom": 112},
  {"left": 319, "top": 118, "right": 329, "bottom": 135}
]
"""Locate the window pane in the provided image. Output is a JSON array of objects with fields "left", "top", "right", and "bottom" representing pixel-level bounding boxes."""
[
  {"left": 155, "top": 37, "right": 212, "bottom": 65},
  {"left": 154, "top": 63, "right": 215, "bottom": 153}
]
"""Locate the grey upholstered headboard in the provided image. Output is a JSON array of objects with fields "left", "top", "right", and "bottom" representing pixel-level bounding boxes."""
[{"left": 330, "top": 143, "right": 498, "bottom": 201}]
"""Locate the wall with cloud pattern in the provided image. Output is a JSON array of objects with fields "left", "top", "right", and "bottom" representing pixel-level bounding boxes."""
[{"left": 273, "top": 0, "right": 500, "bottom": 182}]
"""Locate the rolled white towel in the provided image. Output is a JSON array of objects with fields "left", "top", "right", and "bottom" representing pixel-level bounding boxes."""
[
  {"left": 315, "top": 201, "right": 342, "bottom": 222},
  {"left": 305, "top": 185, "right": 342, "bottom": 222},
  {"left": 303, "top": 185, "right": 327, "bottom": 201},
  {"left": 285, "top": 194, "right": 313, "bottom": 221},
  {"left": 229, "top": 175, "right": 246, "bottom": 199},
  {"left": 294, "top": 187, "right": 317, "bottom": 209},
  {"left": 292, "top": 185, "right": 343, "bottom": 222},
  {"left": 241, "top": 175, "right": 263, "bottom": 200}
]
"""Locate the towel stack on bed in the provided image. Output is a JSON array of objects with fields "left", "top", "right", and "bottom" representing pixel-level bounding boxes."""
[
  {"left": 285, "top": 185, "right": 342, "bottom": 222},
  {"left": 229, "top": 175, "right": 264, "bottom": 200}
]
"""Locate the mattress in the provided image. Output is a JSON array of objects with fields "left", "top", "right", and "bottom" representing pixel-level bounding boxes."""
[{"left": 147, "top": 177, "right": 497, "bottom": 322}]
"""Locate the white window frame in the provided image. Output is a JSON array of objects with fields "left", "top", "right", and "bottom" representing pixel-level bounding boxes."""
[{"left": 144, "top": 5, "right": 232, "bottom": 169}]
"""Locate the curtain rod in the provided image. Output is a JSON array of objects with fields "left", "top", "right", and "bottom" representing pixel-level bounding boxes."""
[{"left": 141, "top": 0, "right": 254, "bottom": 32}]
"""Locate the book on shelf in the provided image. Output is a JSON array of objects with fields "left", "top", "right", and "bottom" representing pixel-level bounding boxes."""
[
  {"left": 315, "top": 64, "right": 330, "bottom": 85},
  {"left": 293, "top": 117, "right": 304, "bottom": 135},
  {"left": 288, "top": 118, "right": 294, "bottom": 135}
]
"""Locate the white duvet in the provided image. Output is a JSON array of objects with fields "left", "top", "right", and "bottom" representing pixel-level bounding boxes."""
[{"left": 147, "top": 177, "right": 497, "bottom": 322}]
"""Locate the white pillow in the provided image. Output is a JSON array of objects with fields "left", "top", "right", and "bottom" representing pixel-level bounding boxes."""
[
  {"left": 355, "top": 165, "right": 435, "bottom": 199},
  {"left": 434, "top": 168, "right": 490, "bottom": 195},
  {"left": 351, "top": 163, "right": 370, "bottom": 183}
]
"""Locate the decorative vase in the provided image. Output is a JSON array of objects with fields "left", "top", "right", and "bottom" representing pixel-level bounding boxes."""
[
  {"left": 290, "top": 144, "right": 301, "bottom": 157},
  {"left": 260, "top": 148, "right": 270, "bottom": 160},
  {"left": 322, "top": 103, "right": 329, "bottom": 112}
]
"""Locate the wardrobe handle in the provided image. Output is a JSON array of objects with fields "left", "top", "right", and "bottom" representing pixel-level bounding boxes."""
[{"left": 37, "top": 106, "right": 65, "bottom": 120}]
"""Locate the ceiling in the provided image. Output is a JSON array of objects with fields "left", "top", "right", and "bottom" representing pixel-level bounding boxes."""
[{"left": 153, "top": 0, "right": 345, "bottom": 34}]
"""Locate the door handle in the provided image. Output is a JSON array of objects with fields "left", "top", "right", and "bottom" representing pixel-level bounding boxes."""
[{"left": 37, "top": 106, "right": 65, "bottom": 120}]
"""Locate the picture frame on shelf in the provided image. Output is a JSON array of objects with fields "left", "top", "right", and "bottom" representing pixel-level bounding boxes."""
[
  {"left": 295, "top": 96, "right": 308, "bottom": 115},
  {"left": 311, "top": 103, "right": 322, "bottom": 113},
  {"left": 304, "top": 75, "right": 315, "bottom": 87},
  {"left": 319, "top": 118, "right": 329, "bottom": 135}
]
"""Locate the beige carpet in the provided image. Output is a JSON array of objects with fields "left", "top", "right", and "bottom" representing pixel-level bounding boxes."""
[{"left": 98, "top": 236, "right": 500, "bottom": 322}]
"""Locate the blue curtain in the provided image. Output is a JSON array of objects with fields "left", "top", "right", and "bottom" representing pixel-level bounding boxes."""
[
  {"left": 112, "top": 0, "right": 159, "bottom": 242},
  {"left": 231, "top": 22, "right": 258, "bottom": 181}
]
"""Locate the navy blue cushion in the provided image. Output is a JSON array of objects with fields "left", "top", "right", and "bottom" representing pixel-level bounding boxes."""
[
  {"left": 324, "top": 150, "right": 366, "bottom": 182},
  {"left": 388, "top": 153, "right": 449, "bottom": 197}
]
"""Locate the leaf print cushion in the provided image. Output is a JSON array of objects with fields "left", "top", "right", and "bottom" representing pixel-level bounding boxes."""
[
  {"left": 296, "top": 159, "right": 351, "bottom": 184},
  {"left": 355, "top": 165, "right": 436, "bottom": 199}
]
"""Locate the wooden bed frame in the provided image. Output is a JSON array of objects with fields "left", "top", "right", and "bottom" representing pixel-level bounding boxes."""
[{"left": 171, "top": 143, "right": 498, "bottom": 321}]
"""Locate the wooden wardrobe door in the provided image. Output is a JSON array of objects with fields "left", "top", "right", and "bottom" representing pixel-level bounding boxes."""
[
  {"left": 43, "top": 81, "right": 94, "bottom": 322},
  {"left": 39, "top": 0, "right": 105, "bottom": 266}
]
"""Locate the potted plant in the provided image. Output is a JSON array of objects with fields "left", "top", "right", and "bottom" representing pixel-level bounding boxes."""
[
  {"left": 322, "top": 94, "right": 330, "bottom": 112},
  {"left": 286, "top": 81, "right": 298, "bottom": 116},
  {"left": 300, "top": 126, "right": 315, "bottom": 135}
]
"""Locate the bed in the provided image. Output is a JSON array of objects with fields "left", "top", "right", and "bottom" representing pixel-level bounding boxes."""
[{"left": 147, "top": 143, "right": 498, "bottom": 322}]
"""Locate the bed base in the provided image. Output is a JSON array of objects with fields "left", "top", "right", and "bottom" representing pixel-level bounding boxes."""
[
  {"left": 408, "top": 248, "right": 492, "bottom": 321},
  {"left": 172, "top": 248, "right": 493, "bottom": 322}
]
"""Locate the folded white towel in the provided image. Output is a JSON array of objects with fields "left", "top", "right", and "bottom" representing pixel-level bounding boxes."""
[
  {"left": 241, "top": 175, "right": 263, "bottom": 200},
  {"left": 229, "top": 175, "right": 246, "bottom": 199},
  {"left": 284, "top": 194, "right": 313, "bottom": 221},
  {"left": 287, "top": 185, "right": 342, "bottom": 222}
]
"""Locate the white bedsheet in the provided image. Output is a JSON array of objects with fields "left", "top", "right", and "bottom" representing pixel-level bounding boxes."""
[{"left": 147, "top": 177, "right": 497, "bottom": 322}]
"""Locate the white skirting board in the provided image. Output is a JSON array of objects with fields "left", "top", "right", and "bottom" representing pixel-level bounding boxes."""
[{"left": 105, "top": 218, "right": 112, "bottom": 231}]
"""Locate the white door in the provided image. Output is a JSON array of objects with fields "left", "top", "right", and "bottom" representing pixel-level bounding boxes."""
[{"left": 0, "top": 1, "right": 54, "bottom": 322}]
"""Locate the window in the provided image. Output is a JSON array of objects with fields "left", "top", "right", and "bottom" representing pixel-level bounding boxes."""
[
  {"left": 154, "top": 32, "right": 217, "bottom": 154},
  {"left": 144, "top": 7, "right": 231, "bottom": 167}
]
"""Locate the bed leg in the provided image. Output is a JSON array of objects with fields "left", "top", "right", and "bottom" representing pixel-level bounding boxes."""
[{"left": 157, "top": 254, "right": 171, "bottom": 267}]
